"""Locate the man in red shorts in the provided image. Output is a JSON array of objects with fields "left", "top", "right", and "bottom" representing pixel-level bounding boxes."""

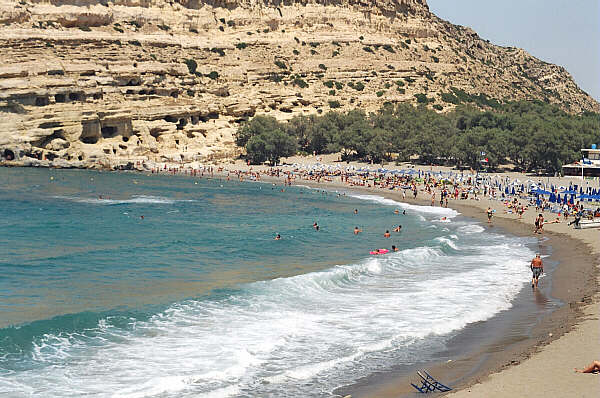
[{"left": 530, "top": 254, "right": 544, "bottom": 289}]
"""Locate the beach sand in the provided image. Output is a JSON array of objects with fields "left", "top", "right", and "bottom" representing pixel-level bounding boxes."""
[{"left": 218, "top": 155, "right": 600, "bottom": 397}]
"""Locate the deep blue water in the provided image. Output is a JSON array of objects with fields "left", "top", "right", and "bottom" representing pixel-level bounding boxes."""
[{"left": 0, "top": 168, "right": 538, "bottom": 397}]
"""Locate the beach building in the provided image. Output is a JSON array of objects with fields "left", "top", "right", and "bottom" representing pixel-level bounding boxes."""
[{"left": 562, "top": 145, "right": 600, "bottom": 177}]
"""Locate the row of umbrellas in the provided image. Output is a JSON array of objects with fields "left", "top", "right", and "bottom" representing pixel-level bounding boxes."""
[{"left": 531, "top": 188, "right": 600, "bottom": 202}]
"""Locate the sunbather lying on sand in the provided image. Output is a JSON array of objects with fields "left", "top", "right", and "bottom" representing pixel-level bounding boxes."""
[{"left": 575, "top": 360, "right": 600, "bottom": 373}]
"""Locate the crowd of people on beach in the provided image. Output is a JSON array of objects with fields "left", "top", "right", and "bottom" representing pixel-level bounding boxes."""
[{"left": 137, "top": 159, "right": 600, "bottom": 235}]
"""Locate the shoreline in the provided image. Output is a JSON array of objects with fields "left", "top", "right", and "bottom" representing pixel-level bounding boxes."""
[
  {"left": 344, "top": 190, "right": 598, "bottom": 398},
  {"left": 274, "top": 174, "right": 598, "bottom": 397},
  {"left": 3, "top": 165, "right": 599, "bottom": 396},
  {"left": 213, "top": 168, "right": 599, "bottom": 397}
]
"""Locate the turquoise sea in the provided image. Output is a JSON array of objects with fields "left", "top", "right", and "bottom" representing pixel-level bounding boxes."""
[{"left": 0, "top": 168, "right": 542, "bottom": 397}]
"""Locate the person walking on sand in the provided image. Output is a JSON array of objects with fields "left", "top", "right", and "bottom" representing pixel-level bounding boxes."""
[
  {"left": 486, "top": 207, "right": 493, "bottom": 223},
  {"left": 534, "top": 213, "right": 544, "bottom": 234},
  {"left": 530, "top": 254, "right": 543, "bottom": 289}
]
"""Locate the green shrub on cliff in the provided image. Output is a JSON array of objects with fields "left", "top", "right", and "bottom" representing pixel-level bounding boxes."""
[
  {"left": 274, "top": 60, "right": 287, "bottom": 69},
  {"left": 383, "top": 44, "right": 395, "bottom": 53},
  {"left": 184, "top": 59, "right": 197, "bottom": 75}
]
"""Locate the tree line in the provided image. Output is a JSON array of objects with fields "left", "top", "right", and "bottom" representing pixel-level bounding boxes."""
[{"left": 235, "top": 100, "right": 600, "bottom": 174}]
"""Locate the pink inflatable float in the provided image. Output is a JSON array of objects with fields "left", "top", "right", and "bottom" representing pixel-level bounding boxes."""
[{"left": 370, "top": 249, "right": 389, "bottom": 255}]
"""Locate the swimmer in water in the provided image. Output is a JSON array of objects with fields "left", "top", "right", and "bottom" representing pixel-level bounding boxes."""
[
  {"left": 354, "top": 226, "right": 362, "bottom": 235},
  {"left": 441, "top": 216, "right": 447, "bottom": 221},
  {"left": 394, "top": 209, "right": 399, "bottom": 215},
  {"left": 403, "top": 210, "right": 406, "bottom": 215},
  {"left": 274, "top": 234, "right": 281, "bottom": 240},
  {"left": 384, "top": 230, "right": 391, "bottom": 238},
  {"left": 392, "top": 245, "right": 399, "bottom": 252},
  {"left": 313, "top": 222, "right": 318, "bottom": 229},
  {"left": 393, "top": 225, "right": 402, "bottom": 232},
  {"left": 140, "top": 215, "right": 144, "bottom": 220},
  {"left": 354, "top": 209, "right": 358, "bottom": 214}
]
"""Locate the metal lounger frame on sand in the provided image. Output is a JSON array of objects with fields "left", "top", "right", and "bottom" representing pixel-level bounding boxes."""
[{"left": 411, "top": 370, "right": 452, "bottom": 393}]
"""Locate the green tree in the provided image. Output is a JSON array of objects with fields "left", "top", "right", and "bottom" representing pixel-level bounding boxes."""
[{"left": 235, "top": 116, "right": 283, "bottom": 147}]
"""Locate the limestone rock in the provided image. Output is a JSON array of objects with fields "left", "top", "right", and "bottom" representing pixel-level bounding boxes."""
[{"left": 0, "top": 0, "right": 597, "bottom": 168}]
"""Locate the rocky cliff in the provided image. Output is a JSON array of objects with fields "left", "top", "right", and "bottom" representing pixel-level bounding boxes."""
[{"left": 1, "top": 0, "right": 598, "bottom": 168}]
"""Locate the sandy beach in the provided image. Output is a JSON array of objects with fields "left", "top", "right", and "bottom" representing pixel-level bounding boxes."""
[{"left": 210, "top": 154, "right": 600, "bottom": 397}]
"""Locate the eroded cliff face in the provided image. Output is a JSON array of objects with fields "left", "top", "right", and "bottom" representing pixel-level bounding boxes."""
[{"left": 0, "top": 0, "right": 597, "bottom": 168}]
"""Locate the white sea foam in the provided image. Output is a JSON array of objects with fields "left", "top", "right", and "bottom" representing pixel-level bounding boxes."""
[
  {"left": 1, "top": 220, "right": 534, "bottom": 398},
  {"left": 54, "top": 195, "right": 194, "bottom": 205},
  {"left": 348, "top": 194, "right": 459, "bottom": 218},
  {"left": 457, "top": 224, "right": 486, "bottom": 234},
  {"left": 434, "top": 236, "right": 459, "bottom": 250}
]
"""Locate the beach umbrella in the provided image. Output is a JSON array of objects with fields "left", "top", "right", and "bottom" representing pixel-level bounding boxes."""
[
  {"left": 504, "top": 186, "right": 509, "bottom": 194},
  {"left": 511, "top": 187, "right": 516, "bottom": 195},
  {"left": 561, "top": 189, "right": 578, "bottom": 195},
  {"left": 549, "top": 193, "right": 556, "bottom": 203}
]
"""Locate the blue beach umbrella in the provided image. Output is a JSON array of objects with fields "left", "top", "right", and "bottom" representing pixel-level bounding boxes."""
[
  {"left": 561, "top": 189, "right": 577, "bottom": 195},
  {"left": 531, "top": 188, "right": 552, "bottom": 195},
  {"left": 549, "top": 193, "right": 556, "bottom": 203}
]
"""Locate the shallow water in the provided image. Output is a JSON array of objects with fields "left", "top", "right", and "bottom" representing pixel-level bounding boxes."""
[{"left": 0, "top": 168, "right": 542, "bottom": 397}]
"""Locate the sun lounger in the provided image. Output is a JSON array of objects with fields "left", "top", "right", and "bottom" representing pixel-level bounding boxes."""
[{"left": 411, "top": 370, "right": 452, "bottom": 393}]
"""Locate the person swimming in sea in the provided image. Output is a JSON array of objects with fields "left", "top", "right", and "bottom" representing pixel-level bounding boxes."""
[
  {"left": 393, "top": 225, "right": 402, "bottom": 232},
  {"left": 354, "top": 208, "right": 358, "bottom": 214},
  {"left": 274, "top": 234, "right": 281, "bottom": 240},
  {"left": 384, "top": 230, "right": 391, "bottom": 238},
  {"left": 392, "top": 245, "right": 399, "bottom": 252},
  {"left": 354, "top": 226, "right": 362, "bottom": 235},
  {"left": 394, "top": 209, "right": 399, "bottom": 215}
]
